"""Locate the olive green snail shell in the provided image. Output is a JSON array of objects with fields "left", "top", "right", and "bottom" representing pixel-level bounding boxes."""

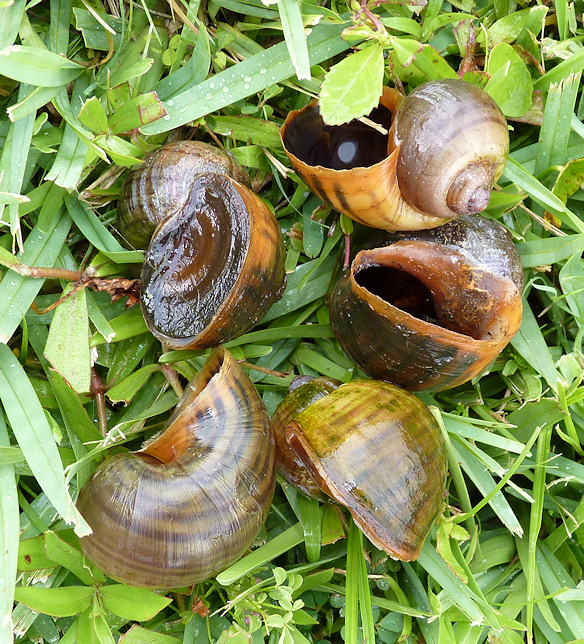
[
  {"left": 77, "top": 348, "right": 276, "bottom": 589},
  {"left": 272, "top": 377, "right": 447, "bottom": 560},
  {"left": 116, "top": 140, "right": 286, "bottom": 351}
]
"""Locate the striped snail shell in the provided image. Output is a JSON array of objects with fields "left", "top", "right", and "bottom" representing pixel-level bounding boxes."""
[
  {"left": 272, "top": 377, "right": 447, "bottom": 560},
  {"left": 329, "top": 214, "right": 524, "bottom": 391},
  {"left": 280, "top": 79, "right": 509, "bottom": 231},
  {"left": 77, "top": 348, "right": 276, "bottom": 589},
  {"left": 116, "top": 141, "right": 286, "bottom": 351}
]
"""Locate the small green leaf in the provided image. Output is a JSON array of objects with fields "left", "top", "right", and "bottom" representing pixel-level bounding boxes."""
[
  {"left": 106, "top": 364, "right": 160, "bottom": 404},
  {"left": 14, "top": 586, "right": 93, "bottom": 617},
  {"left": 78, "top": 97, "right": 108, "bottom": 135},
  {"left": 552, "top": 157, "right": 584, "bottom": 204},
  {"left": 100, "top": 585, "right": 172, "bottom": 621},
  {"left": 108, "top": 91, "right": 167, "bottom": 134},
  {"left": 485, "top": 43, "right": 532, "bottom": 117},
  {"left": 319, "top": 44, "right": 384, "bottom": 125},
  {"left": 44, "top": 285, "right": 91, "bottom": 394}
]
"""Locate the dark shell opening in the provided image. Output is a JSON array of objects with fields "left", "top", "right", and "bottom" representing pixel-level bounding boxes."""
[
  {"left": 282, "top": 104, "right": 392, "bottom": 170},
  {"left": 355, "top": 266, "right": 440, "bottom": 326},
  {"left": 354, "top": 265, "right": 483, "bottom": 341}
]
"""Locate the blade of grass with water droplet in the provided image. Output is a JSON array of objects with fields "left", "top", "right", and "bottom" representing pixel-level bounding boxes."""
[
  {"left": 278, "top": 0, "right": 311, "bottom": 81},
  {"left": 141, "top": 21, "right": 352, "bottom": 135}
]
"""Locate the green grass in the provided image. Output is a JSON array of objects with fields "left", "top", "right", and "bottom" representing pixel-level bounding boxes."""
[{"left": 1, "top": 0, "right": 584, "bottom": 642}]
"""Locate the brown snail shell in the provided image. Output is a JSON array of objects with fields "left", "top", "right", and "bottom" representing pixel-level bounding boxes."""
[
  {"left": 280, "top": 79, "right": 509, "bottom": 231},
  {"left": 272, "top": 377, "right": 447, "bottom": 560},
  {"left": 77, "top": 348, "right": 276, "bottom": 589},
  {"left": 329, "top": 214, "right": 524, "bottom": 392},
  {"left": 117, "top": 140, "right": 250, "bottom": 250},
  {"left": 116, "top": 141, "right": 286, "bottom": 350}
]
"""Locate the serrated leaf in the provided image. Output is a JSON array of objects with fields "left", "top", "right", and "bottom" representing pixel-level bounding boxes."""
[
  {"left": 319, "top": 44, "right": 384, "bottom": 125},
  {"left": 44, "top": 285, "right": 91, "bottom": 394},
  {"left": 14, "top": 586, "right": 93, "bottom": 617},
  {"left": 100, "top": 585, "right": 172, "bottom": 621}
]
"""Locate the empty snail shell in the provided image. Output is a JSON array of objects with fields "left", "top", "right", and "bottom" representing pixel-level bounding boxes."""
[
  {"left": 272, "top": 377, "right": 447, "bottom": 560},
  {"left": 116, "top": 141, "right": 286, "bottom": 350},
  {"left": 329, "top": 214, "right": 524, "bottom": 391},
  {"left": 281, "top": 79, "right": 509, "bottom": 231},
  {"left": 77, "top": 348, "right": 276, "bottom": 589}
]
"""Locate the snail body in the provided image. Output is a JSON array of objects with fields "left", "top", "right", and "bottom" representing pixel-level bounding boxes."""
[
  {"left": 281, "top": 79, "right": 509, "bottom": 231},
  {"left": 77, "top": 349, "right": 276, "bottom": 589},
  {"left": 116, "top": 141, "right": 286, "bottom": 350},
  {"left": 329, "top": 214, "right": 524, "bottom": 391},
  {"left": 272, "top": 377, "right": 447, "bottom": 560}
]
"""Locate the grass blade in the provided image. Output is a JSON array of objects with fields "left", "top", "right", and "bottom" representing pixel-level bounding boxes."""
[
  {"left": 0, "top": 210, "right": 71, "bottom": 343},
  {"left": 0, "top": 411, "right": 18, "bottom": 644},
  {"left": 0, "top": 344, "right": 90, "bottom": 536},
  {"left": 216, "top": 523, "right": 304, "bottom": 585},
  {"left": 278, "top": 0, "right": 311, "bottom": 80},
  {"left": 141, "top": 21, "right": 351, "bottom": 135}
]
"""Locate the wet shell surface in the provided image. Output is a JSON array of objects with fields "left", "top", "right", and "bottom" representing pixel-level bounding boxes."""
[
  {"left": 329, "top": 214, "right": 524, "bottom": 391},
  {"left": 272, "top": 377, "right": 447, "bottom": 560},
  {"left": 77, "top": 348, "right": 276, "bottom": 589}
]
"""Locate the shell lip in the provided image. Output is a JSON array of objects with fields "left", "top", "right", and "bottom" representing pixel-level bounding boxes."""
[
  {"left": 138, "top": 347, "right": 227, "bottom": 464},
  {"left": 350, "top": 242, "right": 522, "bottom": 347},
  {"left": 281, "top": 87, "right": 403, "bottom": 173}
]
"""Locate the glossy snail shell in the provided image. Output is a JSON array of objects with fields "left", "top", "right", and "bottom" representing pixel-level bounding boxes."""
[
  {"left": 116, "top": 141, "right": 286, "bottom": 350},
  {"left": 280, "top": 79, "right": 509, "bottom": 231},
  {"left": 117, "top": 140, "right": 250, "bottom": 250},
  {"left": 77, "top": 348, "right": 276, "bottom": 589},
  {"left": 272, "top": 377, "right": 447, "bottom": 560},
  {"left": 329, "top": 214, "right": 524, "bottom": 391}
]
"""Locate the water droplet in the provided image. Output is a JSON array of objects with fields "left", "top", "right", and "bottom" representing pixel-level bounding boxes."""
[
  {"left": 222, "top": 86, "right": 229, "bottom": 93},
  {"left": 244, "top": 83, "right": 250, "bottom": 90},
  {"left": 259, "top": 68, "right": 267, "bottom": 75},
  {"left": 244, "top": 76, "right": 252, "bottom": 83},
  {"left": 166, "top": 100, "right": 174, "bottom": 107},
  {"left": 163, "top": 115, "right": 171, "bottom": 121},
  {"left": 205, "top": 93, "right": 213, "bottom": 100},
  {"left": 209, "top": 82, "right": 215, "bottom": 89}
]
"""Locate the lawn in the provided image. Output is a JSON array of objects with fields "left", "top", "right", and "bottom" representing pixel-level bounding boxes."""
[{"left": 1, "top": 0, "right": 584, "bottom": 642}]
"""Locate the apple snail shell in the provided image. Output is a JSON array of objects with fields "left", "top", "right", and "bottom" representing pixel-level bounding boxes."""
[
  {"left": 272, "top": 376, "right": 447, "bottom": 560},
  {"left": 77, "top": 348, "right": 276, "bottom": 589},
  {"left": 329, "top": 214, "right": 524, "bottom": 391},
  {"left": 116, "top": 141, "right": 286, "bottom": 350},
  {"left": 280, "top": 79, "right": 509, "bottom": 231}
]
